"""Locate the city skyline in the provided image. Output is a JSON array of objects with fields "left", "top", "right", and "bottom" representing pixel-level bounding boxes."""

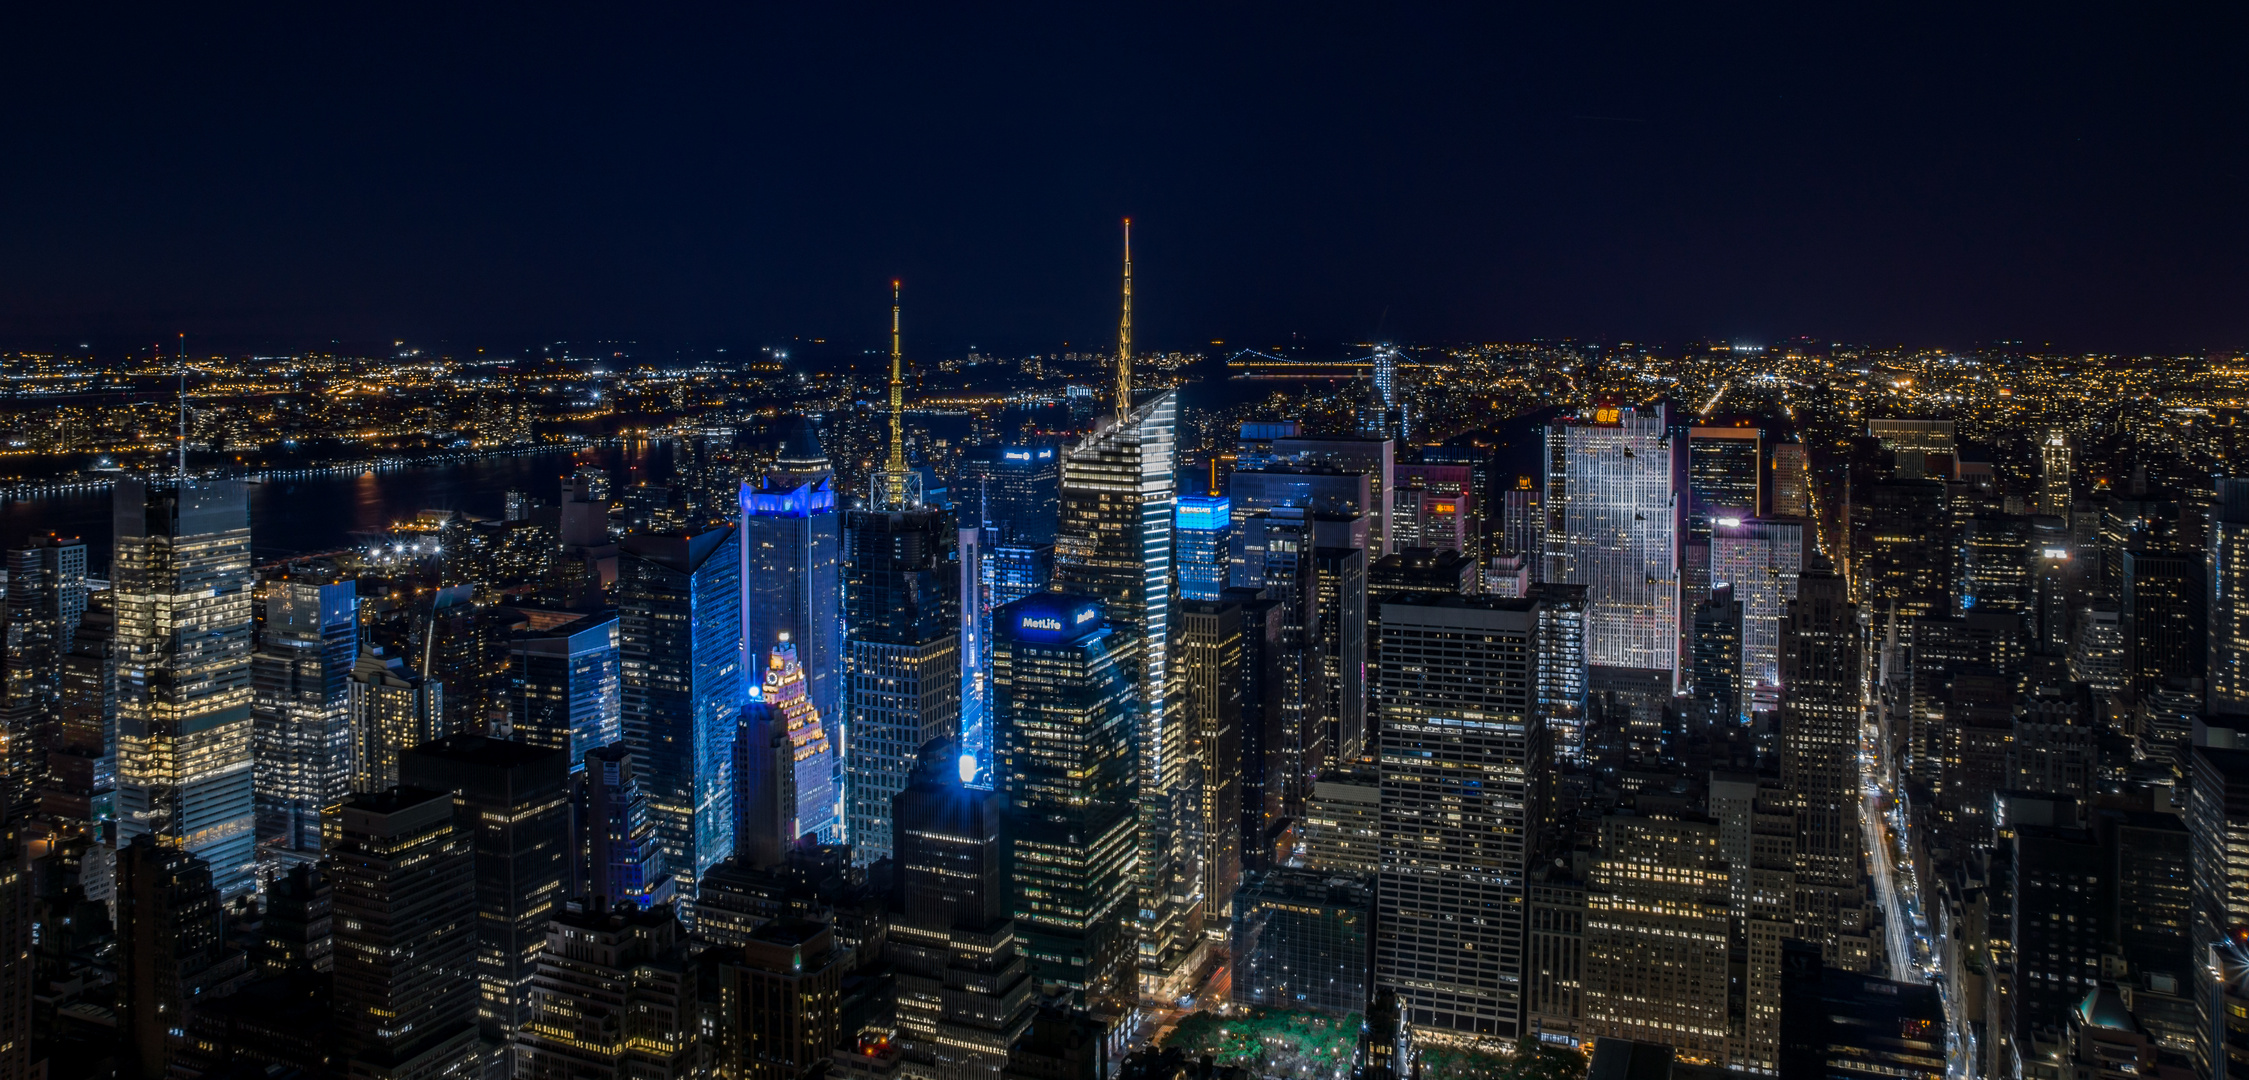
[{"left": 5, "top": 10, "right": 2245, "bottom": 1080}]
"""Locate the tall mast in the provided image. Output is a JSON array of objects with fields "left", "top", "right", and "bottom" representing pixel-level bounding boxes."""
[
  {"left": 1116, "top": 218, "right": 1133, "bottom": 419},
  {"left": 176, "top": 332, "right": 188, "bottom": 483},
  {"left": 872, "top": 280, "right": 919, "bottom": 510},
  {"left": 888, "top": 279, "right": 906, "bottom": 476}
]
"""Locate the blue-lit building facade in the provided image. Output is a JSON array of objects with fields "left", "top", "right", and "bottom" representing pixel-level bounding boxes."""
[
  {"left": 618, "top": 526, "right": 743, "bottom": 897},
  {"left": 740, "top": 474, "right": 844, "bottom": 732},
  {"left": 512, "top": 610, "right": 621, "bottom": 763},
  {"left": 961, "top": 443, "right": 1062, "bottom": 544},
  {"left": 251, "top": 570, "right": 358, "bottom": 863},
  {"left": 1176, "top": 495, "right": 1231, "bottom": 603}
]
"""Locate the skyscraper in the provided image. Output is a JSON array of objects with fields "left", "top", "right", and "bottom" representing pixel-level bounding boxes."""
[
  {"left": 329, "top": 786, "right": 480, "bottom": 1080},
  {"left": 1313, "top": 543, "right": 1369, "bottom": 768},
  {"left": 115, "top": 834, "right": 253, "bottom": 1080},
  {"left": 1581, "top": 814, "right": 1732, "bottom": 1062},
  {"left": 113, "top": 478, "right": 258, "bottom": 896},
  {"left": 959, "top": 443, "right": 1062, "bottom": 544},
  {"left": 1542, "top": 403, "right": 1682, "bottom": 685},
  {"left": 2039, "top": 427, "right": 2073, "bottom": 518},
  {"left": 511, "top": 610, "right": 620, "bottom": 761},
  {"left": 1708, "top": 516, "right": 1804, "bottom": 712},
  {"left": 2210, "top": 477, "right": 2249, "bottom": 717},
  {"left": 1230, "top": 508, "right": 1323, "bottom": 813},
  {"left": 0, "top": 821, "right": 28, "bottom": 1080},
  {"left": 1686, "top": 424, "right": 1763, "bottom": 538},
  {"left": 1265, "top": 435, "right": 1396, "bottom": 556},
  {"left": 1055, "top": 234, "right": 1198, "bottom": 995},
  {"left": 618, "top": 525, "right": 743, "bottom": 896},
  {"left": 45, "top": 591, "right": 115, "bottom": 838},
  {"left": 1779, "top": 566, "right": 1870, "bottom": 965},
  {"left": 1689, "top": 584, "right": 1743, "bottom": 728},
  {"left": 846, "top": 283, "right": 961, "bottom": 865},
  {"left": 2123, "top": 546, "right": 2203, "bottom": 697},
  {"left": 574, "top": 744, "right": 670, "bottom": 909},
  {"left": 842, "top": 507, "right": 960, "bottom": 864},
  {"left": 1177, "top": 597, "right": 1244, "bottom": 921},
  {"left": 349, "top": 647, "right": 445, "bottom": 794},
  {"left": 2, "top": 535, "right": 86, "bottom": 815},
  {"left": 960, "top": 523, "right": 992, "bottom": 789},
  {"left": 992, "top": 593, "right": 1138, "bottom": 1001},
  {"left": 1175, "top": 495, "right": 1231, "bottom": 603},
  {"left": 1375, "top": 595, "right": 1549, "bottom": 1040},
  {"left": 1771, "top": 443, "right": 1811, "bottom": 519},
  {"left": 736, "top": 639, "right": 837, "bottom": 866},
  {"left": 401, "top": 735, "right": 572, "bottom": 1065},
  {"left": 888, "top": 738, "right": 1037, "bottom": 1078},
  {"left": 740, "top": 429, "right": 844, "bottom": 730},
  {"left": 516, "top": 901, "right": 700, "bottom": 1080},
  {"left": 251, "top": 567, "right": 358, "bottom": 863}
]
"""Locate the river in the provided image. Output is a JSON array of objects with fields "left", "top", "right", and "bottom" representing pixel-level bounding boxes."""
[{"left": 0, "top": 442, "right": 680, "bottom": 575}]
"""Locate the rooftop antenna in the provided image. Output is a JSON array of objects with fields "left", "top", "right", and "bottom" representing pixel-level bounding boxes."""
[
  {"left": 176, "top": 332, "right": 188, "bottom": 483},
  {"left": 872, "top": 281, "right": 921, "bottom": 511},
  {"left": 1116, "top": 218, "right": 1133, "bottom": 419}
]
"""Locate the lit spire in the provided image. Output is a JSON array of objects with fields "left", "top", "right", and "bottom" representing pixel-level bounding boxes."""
[
  {"left": 872, "top": 280, "right": 921, "bottom": 510},
  {"left": 1116, "top": 218, "right": 1132, "bottom": 419},
  {"left": 888, "top": 280, "right": 906, "bottom": 475}
]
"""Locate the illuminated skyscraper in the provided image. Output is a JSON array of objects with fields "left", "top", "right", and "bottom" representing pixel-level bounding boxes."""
[
  {"left": 887, "top": 738, "right": 1037, "bottom": 1077},
  {"left": 1581, "top": 815, "right": 1733, "bottom": 1062},
  {"left": 845, "top": 283, "right": 961, "bottom": 865},
  {"left": 736, "top": 639, "right": 837, "bottom": 865},
  {"left": 1391, "top": 462, "right": 1472, "bottom": 554},
  {"left": 740, "top": 428, "right": 843, "bottom": 730},
  {"left": 1709, "top": 516, "right": 1804, "bottom": 711},
  {"left": 2, "top": 534, "right": 87, "bottom": 814},
  {"left": 516, "top": 901, "right": 699, "bottom": 1080},
  {"left": 1778, "top": 565, "right": 1871, "bottom": 966},
  {"left": 960, "top": 443, "right": 1062, "bottom": 545},
  {"left": 1686, "top": 424, "right": 1762, "bottom": 539},
  {"left": 113, "top": 478, "right": 258, "bottom": 897},
  {"left": 251, "top": 568, "right": 358, "bottom": 863},
  {"left": 1270, "top": 436, "right": 1396, "bottom": 555},
  {"left": 1177, "top": 597, "right": 1244, "bottom": 921},
  {"left": 618, "top": 526, "right": 743, "bottom": 895},
  {"left": 1056, "top": 226, "right": 1199, "bottom": 996},
  {"left": 1175, "top": 495, "right": 1231, "bottom": 603},
  {"left": 574, "top": 744, "right": 670, "bottom": 909},
  {"left": 1771, "top": 442, "right": 1811, "bottom": 519},
  {"left": 1541, "top": 403, "right": 1682, "bottom": 685},
  {"left": 401, "top": 735, "right": 571, "bottom": 1065},
  {"left": 958, "top": 524, "right": 998, "bottom": 795},
  {"left": 328, "top": 786, "right": 479, "bottom": 1080},
  {"left": 510, "top": 611, "right": 620, "bottom": 761},
  {"left": 992, "top": 593, "right": 1138, "bottom": 1002},
  {"left": 2039, "top": 427, "right": 2073, "bottom": 518},
  {"left": 349, "top": 648, "right": 445, "bottom": 794},
  {"left": 1229, "top": 507, "right": 1322, "bottom": 814},
  {"left": 2209, "top": 478, "right": 2249, "bottom": 718},
  {"left": 1374, "top": 595, "right": 1549, "bottom": 1040}
]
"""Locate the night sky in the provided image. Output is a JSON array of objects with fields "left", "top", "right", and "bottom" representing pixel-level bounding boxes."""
[{"left": 4, "top": 5, "right": 2244, "bottom": 355}]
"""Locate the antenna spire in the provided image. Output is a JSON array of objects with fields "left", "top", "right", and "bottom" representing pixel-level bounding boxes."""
[
  {"left": 176, "top": 332, "right": 188, "bottom": 483},
  {"left": 1116, "top": 218, "right": 1133, "bottom": 419},
  {"left": 888, "top": 280, "right": 906, "bottom": 475},
  {"left": 871, "top": 280, "right": 921, "bottom": 511}
]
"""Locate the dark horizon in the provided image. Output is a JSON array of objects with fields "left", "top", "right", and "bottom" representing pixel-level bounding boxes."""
[{"left": 4, "top": 6, "right": 2245, "bottom": 354}]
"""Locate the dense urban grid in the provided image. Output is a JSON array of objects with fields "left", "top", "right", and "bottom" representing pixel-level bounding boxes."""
[{"left": 2, "top": 237, "right": 2245, "bottom": 1080}]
